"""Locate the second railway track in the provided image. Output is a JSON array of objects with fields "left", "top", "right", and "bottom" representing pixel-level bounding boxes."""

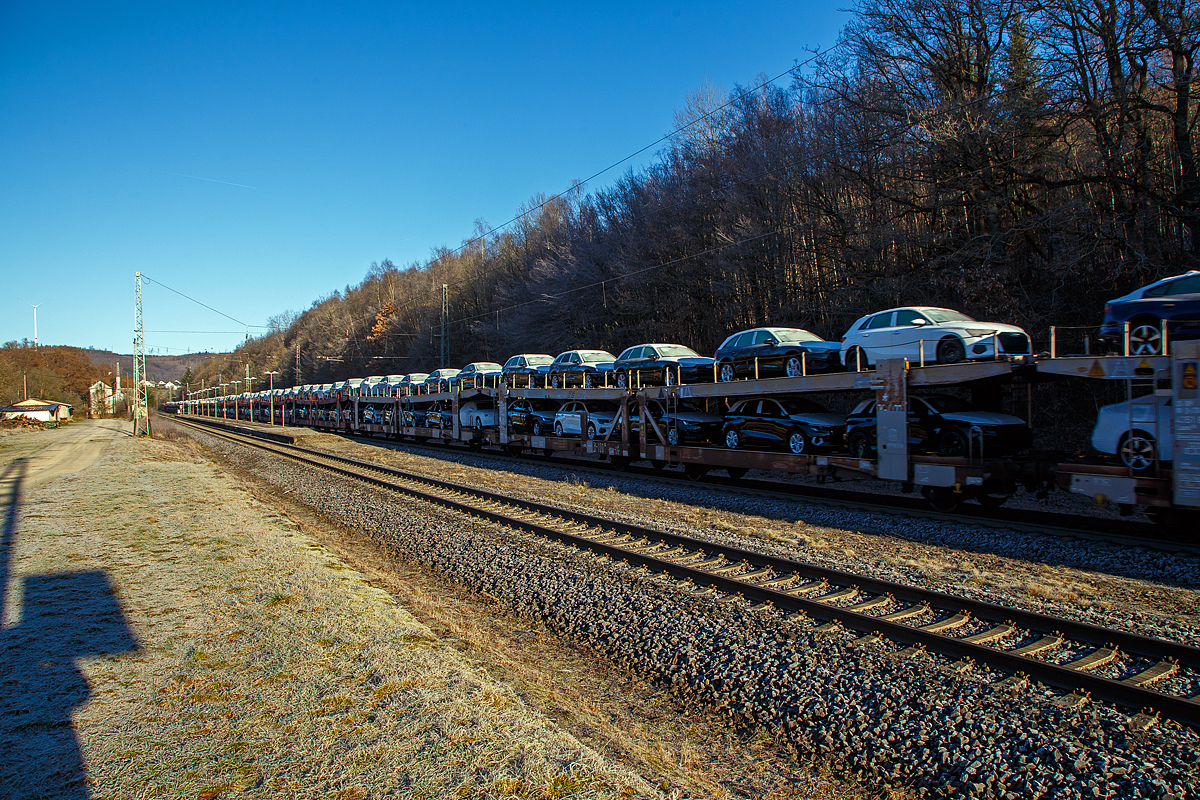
[{"left": 177, "top": 416, "right": 1200, "bottom": 730}]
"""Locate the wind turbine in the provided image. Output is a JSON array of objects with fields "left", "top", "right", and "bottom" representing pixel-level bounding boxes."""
[{"left": 18, "top": 298, "right": 43, "bottom": 347}]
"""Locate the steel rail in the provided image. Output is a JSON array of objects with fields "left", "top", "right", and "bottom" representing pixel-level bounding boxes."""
[{"left": 178, "top": 417, "right": 1200, "bottom": 728}]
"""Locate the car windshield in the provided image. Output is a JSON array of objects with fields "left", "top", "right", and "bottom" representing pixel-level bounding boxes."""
[
  {"left": 579, "top": 351, "right": 616, "bottom": 362},
  {"left": 780, "top": 398, "right": 829, "bottom": 415},
  {"left": 921, "top": 396, "right": 972, "bottom": 413},
  {"left": 526, "top": 355, "right": 554, "bottom": 366},
  {"left": 923, "top": 309, "right": 976, "bottom": 323},
  {"left": 470, "top": 363, "right": 502, "bottom": 371},
  {"left": 584, "top": 401, "right": 618, "bottom": 412},
  {"left": 655, "top": 345, "right": 700, "bottom": 358},
  {"left": 772, "top": 329, "right": 822, "bottom": 343}
]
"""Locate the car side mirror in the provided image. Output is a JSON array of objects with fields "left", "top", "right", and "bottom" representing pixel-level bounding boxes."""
[
  {"left": 910, "top": 319, "right": 928, "bottom": 326},
  {"left": 765, "top": 337, "right": 778, "bottom": 345}
]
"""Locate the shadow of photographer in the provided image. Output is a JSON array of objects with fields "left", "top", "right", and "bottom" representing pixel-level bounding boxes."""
[{"left": 0, "top": 459, "right": 139, "bottom": 799}]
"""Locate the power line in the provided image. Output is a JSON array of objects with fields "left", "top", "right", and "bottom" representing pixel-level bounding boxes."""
[
  {"left": 381, "top": 52, "right": 828, "bottom": 318},
  {"left": 141, "top": 275, "right": 267, "bottom": 330}
]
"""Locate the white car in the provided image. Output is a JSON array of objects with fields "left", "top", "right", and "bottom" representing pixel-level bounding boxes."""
[
  {"left": 553, "top": 400, "right": 619, "bottom": 439},
  {"left": 840, "top": 307, "right": 1031, "bottom": 369},
  {"left": 459, "top": 400, "right": 497, "bottom": 430},
  {"left": 1092, "top": 396, "right": 1173, "bottom": 471}
]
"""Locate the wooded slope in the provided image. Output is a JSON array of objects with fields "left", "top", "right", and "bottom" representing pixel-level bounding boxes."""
[{"left": 194, "top": 0, "right": 1200, "bottom": 389}]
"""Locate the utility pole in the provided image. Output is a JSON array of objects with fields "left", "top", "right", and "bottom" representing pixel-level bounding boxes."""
[
  {"left": 440, "top": 283, "right": 449, "bottom": 368},
  {"left": 132, "top": 272, "right": 150, "bottom": 436},
  {"left": 296, "top": 342, "right": 302, "bottom": 384},
  {"left": 264, "top": 370, "right": 279, "bottom": 426}
]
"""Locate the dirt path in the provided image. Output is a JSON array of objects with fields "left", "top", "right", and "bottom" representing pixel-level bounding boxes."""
[{"left": 0, "top": 422, "right": 661, "bottom": 799}]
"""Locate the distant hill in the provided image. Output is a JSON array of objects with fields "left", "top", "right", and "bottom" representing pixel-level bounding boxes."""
[{"left": 83, "top": 349, "right": 226, "bottom": 384}]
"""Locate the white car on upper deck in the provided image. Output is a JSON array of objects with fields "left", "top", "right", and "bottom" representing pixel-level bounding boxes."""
[{"left": 840, "top": 306, "right": 1031, "bottom": 369}]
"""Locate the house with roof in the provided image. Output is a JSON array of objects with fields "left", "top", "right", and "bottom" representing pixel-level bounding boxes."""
[{"left": 1, "top": 399, "right": 73, "bottom": 424}]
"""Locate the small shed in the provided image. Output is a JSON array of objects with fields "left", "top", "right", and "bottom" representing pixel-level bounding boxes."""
[{"left": 1, "top": 399, "right": 73, "bottom": 424}]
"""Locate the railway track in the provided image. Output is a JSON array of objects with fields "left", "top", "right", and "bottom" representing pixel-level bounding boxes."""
[
  {"left": 307, "top": 423, "right": 1192, "bottom": 553},
  {"left": 177, "top": 416, "right": 1200, "bottom": 729}
]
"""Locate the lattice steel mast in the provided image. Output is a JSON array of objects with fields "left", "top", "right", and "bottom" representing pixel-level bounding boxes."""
[{"left": 133, "top": 272, "right": 150, "bottom": 436}]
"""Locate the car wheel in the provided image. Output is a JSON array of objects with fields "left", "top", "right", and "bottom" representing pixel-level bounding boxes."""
[
  {"left": 583, "top": 372, "right": 594, "bottom": 388},
  {"left": 784, "top": 356, "right": 804, "bottom": 378},
  {"left": 1129, "top": 320, "right": 1163, "bottom": 355},
  {"left": 664, "top": 368, "right": 677, "bottom": 386},
  {"left": 1119, "top": 430, "right": 1158, "bottom": 471},
  {"left": 845, "top": 346, "right": 869, "bottom": 371},
  {"left": 847, "top": 430, "right": 873, "bottom": 458},
  {"left": 616, "top": 371, "right": 628, "bottom": 389},
  {"left": 554, "top": 421, "right": 564, "bottom": 437},
  {"left": 587, "top": 422, "right": 597, "bottom": 440},
  {"left": 667, "top": 426, "right": 680, "bottom": 446},
  {"left": 936, "top": 337, "right": 966, "bottom": 364},
  {"left": 787, "top": 428, "right": 808, "bottom": 455},
  {"left": 718, "top": 362, "right": 736, "bottom": 383},
  {"left": 939, "top": 429, "right": 969, "bottom": 457},
  {"left": 724, "top": 426, "right": 740, "bottom": 449},
  {"left": 551, "top": 373, "right": 561, "bottom": 389},
  {"left": 532, "top": 420, "right": 543, "bottom": 436},
  {"left": 475, "top": 416, "right": 483, "bottom": 431}
]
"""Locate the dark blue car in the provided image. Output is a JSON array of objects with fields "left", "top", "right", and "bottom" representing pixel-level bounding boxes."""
[{"left": 1100, "top": 270, "right": 1200, "bottom": 355}]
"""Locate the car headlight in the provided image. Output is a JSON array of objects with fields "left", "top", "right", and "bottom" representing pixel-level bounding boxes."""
[
  {"left": 678, "top": 420, "right": 699, "bottom": 428},
  {"left": 964, "top": 328, "right": 996, "bottom": 337}
]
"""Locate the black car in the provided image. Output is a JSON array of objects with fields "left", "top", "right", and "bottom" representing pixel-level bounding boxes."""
[
  {"left": 843, "top": 395, "right": 1031, "bottom": 458},
  {"left": 713, "top": 327, "right": 843, "bottom": 382},
  {"left": 723, "top": 397, "right": 845, "bottom": 454},
  {"left": 627, "top": 399, "right": 723, "bottom": 445},
  {"left": 506, "top": 397, "right": 560, "bottom": 436},
  {"left": 502, "top": 354, "right": 555, "bottom": 387},
  {"left": 1099, "top": 270, "right": 1200, "bottom": 354},
  {"left": 546, "top": 349, "right": 618, "bottom": 388},
  {"left": 613, "top": 344, "right": 715, "bottom": 387}
]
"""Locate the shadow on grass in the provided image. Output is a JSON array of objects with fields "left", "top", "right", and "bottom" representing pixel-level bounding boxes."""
[{"left": 0, "top": 458, "right": 138, "bottom": 799}]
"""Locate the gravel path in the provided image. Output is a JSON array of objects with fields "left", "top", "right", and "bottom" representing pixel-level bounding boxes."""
[
  {"left": 0, "top": 421, "right": 660, "bottom": 800},
  {"left": 184, "top": 422, "right": 1200, "bottom": 798}
]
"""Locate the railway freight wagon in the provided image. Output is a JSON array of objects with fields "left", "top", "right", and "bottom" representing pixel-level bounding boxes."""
[{"left": 184, "top": 346, "right": 1200, "bottom": 532}]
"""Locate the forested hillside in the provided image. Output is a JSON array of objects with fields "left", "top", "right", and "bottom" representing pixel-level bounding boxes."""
[
  {"left": 0, "top": 343, "right": 112, "bottom": 407},
  {"left": 193, "top": 0, "right": 1200, "bottom": 390}
]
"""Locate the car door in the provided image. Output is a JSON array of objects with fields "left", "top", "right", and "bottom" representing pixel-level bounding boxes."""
[
  {"left": 1160, "top": 275, "right": 1200, "bottom": 337},
  {"left": 745, "top": 330, "right": 781, "bottom": 374},
  {"left": 757, "top": 399, "right": 790, "bottom": 444},
  {"left": 906, "top": 397, "right": 935, "bottom": 450},
  {"left": 892, "top": 309, "right": 933, "bottom": 362},
  {"left": 724, "top": 400, "right": 752, "bottom": 440},
  {"left": 618, "top": 347, "right": 644, "bottom": 380},
  {"left": 737, "top": 400, "right": 768, "bottom": 445},
  {"left": 860, "top": 312, "right": 899, "bottom": 361},
  {"left": 725, "top": 332, "right": 754, "bottom": 376},
  {"left": 509, "top": 399, "right": 528, "bottom": 431},
  {"left": 560, "top": 401, "right": 581, "bottom": 434},
  {"left": 637, "top": 346, "right": 660, "bottom": 382}
]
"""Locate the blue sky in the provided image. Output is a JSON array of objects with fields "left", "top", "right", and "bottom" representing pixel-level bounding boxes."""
[{"left": 1, "top": 1, "right": 849, "bottom": 356}]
